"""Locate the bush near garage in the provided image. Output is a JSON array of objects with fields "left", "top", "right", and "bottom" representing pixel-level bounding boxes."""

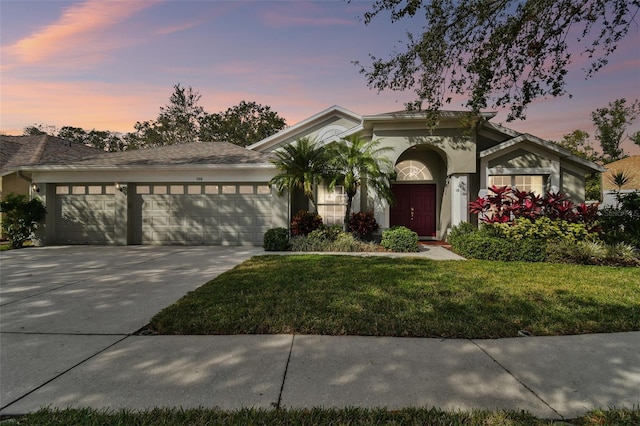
[
  {"left": 547, "top": 240, "right": 640, "bottom": 266},
  {"left": 263, "top": 227, "right": 290, "bottom": 251},
  {"left": 0, "top": 193, "right": 46, "bottom": 249}
]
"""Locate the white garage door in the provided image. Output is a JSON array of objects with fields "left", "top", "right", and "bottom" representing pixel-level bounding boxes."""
[
  {"left": 54, "top": 184, "right": 116, "bottom": 244},
  {"left": 133, "top": 183, "right": 273, "bottom": 245}
]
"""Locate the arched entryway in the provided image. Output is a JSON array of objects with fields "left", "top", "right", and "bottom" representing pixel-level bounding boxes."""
[{"left": 390, "top": 147, "right": 447, "bottom": 238}]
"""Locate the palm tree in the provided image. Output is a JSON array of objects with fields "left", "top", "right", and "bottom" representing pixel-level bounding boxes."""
[
  {"left": 328, "top": 135, "right": 395, "bottom": 225},
  {"left": 269, "top": 137, "right": 329, "bottom": 212}
]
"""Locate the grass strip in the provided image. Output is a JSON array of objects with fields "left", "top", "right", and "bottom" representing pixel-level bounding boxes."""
[{"left": 7, "top": 406, "right": 640, "bottom": 425}]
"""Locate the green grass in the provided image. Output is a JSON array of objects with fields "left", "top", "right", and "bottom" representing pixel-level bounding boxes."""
[
  {"left": 149, "top": 256, "right": 640, "bottom": 338},
  {"left": 8, "top": 407, "right": 640, "bottom": 425}
]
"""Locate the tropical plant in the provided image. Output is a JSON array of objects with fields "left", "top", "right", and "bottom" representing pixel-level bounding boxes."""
[
  {"left": 0, "top": 193, "right": 47, "bottom": 249},
  {"left": 327, "top": 135, "right": 394, "bottom": 224},
  {"left": 290, "top": 210, "right": 323, "bottom": 236},
  {"left": 347, "top": 211, "right": 380, "bottom": 240},
  {"left": 609, "top": 169, "right": 634, "bottom": 191},
  {"left": 270, "top": 137, "right": 329, "bottom": 212}
]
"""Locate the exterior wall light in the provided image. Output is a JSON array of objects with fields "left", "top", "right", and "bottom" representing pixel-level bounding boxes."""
[
  {"left": 115, "top": 182, "right": 127, "bottom": 193},
  {"left": 31, "top": 183, "right": 40, "bottom": 193}
]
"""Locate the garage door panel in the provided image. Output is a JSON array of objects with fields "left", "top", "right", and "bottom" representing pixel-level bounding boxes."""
[
  {"left": 54, "top": 186, "right": 115, "bottom": 244},
  {"left": 135, "top": 183, "right": 273, "bottom": 246}
]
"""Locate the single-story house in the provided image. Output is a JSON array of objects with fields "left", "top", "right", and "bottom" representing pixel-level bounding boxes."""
[
  {"left": 12, "top": 106, "right": 605, "bottom": 246},
  {"left": 601, "top": 155, "right": 640, "bottom": 207}
]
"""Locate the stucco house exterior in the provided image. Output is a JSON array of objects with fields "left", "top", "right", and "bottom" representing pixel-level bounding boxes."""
[
  {"left": 11, "top": 106, "right": 605, "bottom": 246},
  {"left": 601, "top": 155, "right": 640, "bottom": 207}
]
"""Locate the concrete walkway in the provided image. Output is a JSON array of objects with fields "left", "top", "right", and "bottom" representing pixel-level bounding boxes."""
[{"left": 1, "top": 246, "right": 638, "bottom": 420}]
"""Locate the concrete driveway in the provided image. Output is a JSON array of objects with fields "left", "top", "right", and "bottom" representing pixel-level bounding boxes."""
[{"left": 0, "top": 245, "right": 262, "bottom": 410}]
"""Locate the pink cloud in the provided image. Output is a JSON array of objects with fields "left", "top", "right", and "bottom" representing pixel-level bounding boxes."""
[
  {"left": 261, "top": 4, "right": 356, "bottom": 28},
  {"left": 4, "top": 0, "right": 162, "bottom": 66}
]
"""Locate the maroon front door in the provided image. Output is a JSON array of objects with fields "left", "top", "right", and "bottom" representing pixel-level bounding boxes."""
[{"left": 390, "top": 184, "right": 436, "bottom": 237}]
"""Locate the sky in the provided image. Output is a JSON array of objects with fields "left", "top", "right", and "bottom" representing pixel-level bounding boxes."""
[{"left": 1, "top": 0, "right": 639, "bottom": 154}]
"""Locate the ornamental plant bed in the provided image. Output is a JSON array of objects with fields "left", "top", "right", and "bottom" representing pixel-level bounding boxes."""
[{"left": 149, "top": 256, "right": 640, "bottom": 338}]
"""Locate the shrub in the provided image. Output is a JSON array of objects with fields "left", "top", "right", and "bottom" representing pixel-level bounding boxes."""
[
  {"left": 448, "top": 223, "right": 548, "bottom": 262},
  {"left": 599, "top": 191, "right": 640, "bottom": 249},
  {"left": 347, "top": 211, "right": 379, "bottom": 240},
  {"left": 290, "top": 210, "right": 323, "bottom": 236},
  {"left": 289, "top": 227, "right": 378, "bottom": 252},
  {"left": 380, "top": 226, "right": 419, "bottom": 252},
  {"left": 263, "top": 227, "right": 290, "bottom": 251},
  {"left": 491, "top": 217, "right": 595, "bottom": 243},
  {"left": 0, "top": 193, "right": 46, "bottom": 249},
  {"left": 547, "top": 240, "right": 640, "bottom": 267}
]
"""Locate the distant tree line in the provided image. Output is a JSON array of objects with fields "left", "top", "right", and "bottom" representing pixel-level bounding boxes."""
[{"left": 23, "top": 84, "right": 287, "bottom": 152}]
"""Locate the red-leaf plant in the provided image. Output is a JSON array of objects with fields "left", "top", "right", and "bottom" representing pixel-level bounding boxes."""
[{"left": 468, "top": 186, "right": 599, "bottom": 226}]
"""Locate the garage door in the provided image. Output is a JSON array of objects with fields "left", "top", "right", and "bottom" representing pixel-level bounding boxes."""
[
  {"left": 54, "top": 184, "right": 116, "bottom": 244},
  {"left": 132, "top": 183, "right": 273, "bottom": 245}
]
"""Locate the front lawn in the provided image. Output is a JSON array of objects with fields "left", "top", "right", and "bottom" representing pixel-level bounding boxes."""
[{"left": 149, "top": 256, "right": 640, "bottom": 338}]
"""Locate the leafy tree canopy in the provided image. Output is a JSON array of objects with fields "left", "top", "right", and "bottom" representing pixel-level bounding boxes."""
[
  {"left": 592, "top": 98, "right": 640, "bottom": 163},
  {"left": 200, "top": 101, "right": 287, "bottom": 147},
  {"left": 357, "top": 0, "right": 639, "bottom": 121}
]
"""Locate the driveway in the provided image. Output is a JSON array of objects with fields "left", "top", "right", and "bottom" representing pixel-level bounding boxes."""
[{"left": 0, "top": 245, "right": 262, "bottom": 409}]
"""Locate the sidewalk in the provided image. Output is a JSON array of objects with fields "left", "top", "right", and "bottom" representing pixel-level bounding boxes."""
[{"left": 2, "top": 332, "right": 639, "bottom": 419}]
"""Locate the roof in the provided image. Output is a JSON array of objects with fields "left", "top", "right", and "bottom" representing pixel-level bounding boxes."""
[
  {"left": 17, "top": 142, "right": 272, "bottom": 170},
  {"left": 602, "top": 155, "right": 640, "bottom": 190},
  {"left": 0, "top": 135, "right": 103, "bottom": 176}
]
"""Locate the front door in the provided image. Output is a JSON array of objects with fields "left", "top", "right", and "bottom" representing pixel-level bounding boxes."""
[{"left": 390, "top": 184, "right": 436, "bottom": 237}]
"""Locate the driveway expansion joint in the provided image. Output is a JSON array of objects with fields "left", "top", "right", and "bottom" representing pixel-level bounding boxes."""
[{"left": 470, "top": 339, "right": 563, "bottom": 419}]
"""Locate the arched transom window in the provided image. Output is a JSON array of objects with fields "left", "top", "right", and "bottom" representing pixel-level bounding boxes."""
[{"left": 395, "top": 160, "right": 433, "bottom": 181}]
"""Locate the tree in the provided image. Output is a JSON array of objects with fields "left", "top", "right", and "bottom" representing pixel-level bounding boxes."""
[
  {"left": 357, "top": 1, "right": 639, "bottom": 122},
  {"left": 23, "top": 124, "right": 58, "bottom": 136},
  {"left": 327, "top": 135, "right": 395, "bottom": 224},
  {"left": 132, "top": 84, "right": 205, "bottom": 147},
  {"left": 269, "top": 137, "right": 329, "bottom": 212},
  {"left": 200, "top": 101, "right": 287, "bottom": 146},
  {"left": 553, "top": 130, "right": 599, "bottom": 163},
  {"left": 592, "top": 98, "right": 640, "bottom": 163}
]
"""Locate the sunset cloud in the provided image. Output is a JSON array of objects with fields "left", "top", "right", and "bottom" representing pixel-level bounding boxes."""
[{"left": 5, "top": 0, "right": 162, "bottom": 65}]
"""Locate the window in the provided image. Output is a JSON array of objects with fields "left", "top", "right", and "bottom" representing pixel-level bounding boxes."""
[
  {"left": 488, "top": 175, "right": 545, "bottom": 196},
  {"left": 395, "top": 160, "right": 432, "bottom": 181},
  {"left": 317, "top": 185, "right": 347, "bottom": 225}
]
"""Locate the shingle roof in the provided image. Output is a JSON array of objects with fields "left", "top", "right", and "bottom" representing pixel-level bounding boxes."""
[
  {"left": 602, "top": 156, "right": 640, "bottom": 190},
  {"left": 21, "top": 142, "right": 272, "bottom": 169},
  {"left": 0, "top": 135, "right": 104, "bottom": 175}
]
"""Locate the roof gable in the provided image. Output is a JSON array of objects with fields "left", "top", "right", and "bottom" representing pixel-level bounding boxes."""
[
  {"left": 479, "top": 134, "right": 606, "bottom": 173},
  {"left": 248, "top": 105, "right": 361, "bottom": 152}
]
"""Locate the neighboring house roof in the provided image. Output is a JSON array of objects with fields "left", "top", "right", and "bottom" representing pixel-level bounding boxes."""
[
  {"left": 17, "top": 142, "right": 273, "bottom": 171},
  {"left": 0, "top": 135, "right": 103, "bottom": 176},
  {"left": 602, "top": 155, "right": 640, "bottom": 191},
  {"left": 479, "top": 133, "right": 607, "bottom": 173}
]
